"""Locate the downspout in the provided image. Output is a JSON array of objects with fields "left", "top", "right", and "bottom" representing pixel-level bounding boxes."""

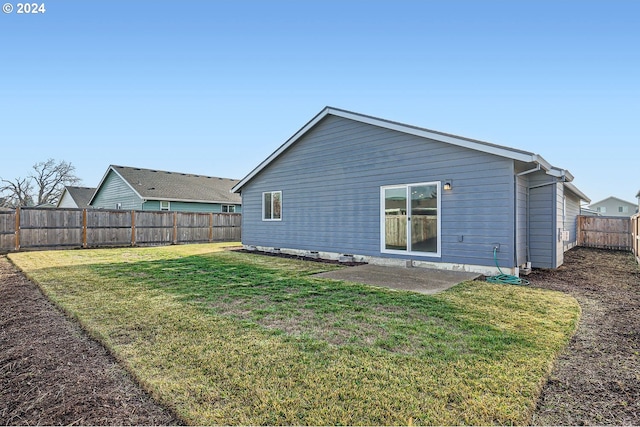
[
  {"left": 516, "top": 164, "right": 541, "bottom": 176},
  {"left": 514, "top": 164, "right": 540, "bottom": 267},
  {"left": 513, "top": 177, "right": 518, "bottom": 271}
]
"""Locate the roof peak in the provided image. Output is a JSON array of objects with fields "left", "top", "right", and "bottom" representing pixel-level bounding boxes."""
[{"left": 233, "top": 106, "right": 577, "bottom": 194}]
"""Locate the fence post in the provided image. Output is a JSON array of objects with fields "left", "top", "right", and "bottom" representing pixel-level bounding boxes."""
[
  {"left": 577, "top": 216, "right": 584, "bottom": 246},
  {"left": 209, "top": 213, "right": 214, "bottom": 242},
  {"left": 82, "top": 209, "right": 88, "bottom": 248},
  {"left": 14, "top": 207, "right": 20, "bottom": 251},
  {"left": 131, "top": 210, "right": 136, "bottom": 246},
  {"left": 173, "top": 212, "right": 178, "bottom": 244}
]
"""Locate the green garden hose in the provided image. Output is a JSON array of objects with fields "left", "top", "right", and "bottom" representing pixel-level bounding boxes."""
[{"left": 487, "top": 248, "right": 530, "bottom": 286}]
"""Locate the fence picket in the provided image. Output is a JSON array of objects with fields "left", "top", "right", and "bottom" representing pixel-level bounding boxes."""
[
  {"left": 577, "top": 215, "right": 632, "bottom": 251},
  {"left": 0, "top": 207, "right": 241, "bottom": 252}
]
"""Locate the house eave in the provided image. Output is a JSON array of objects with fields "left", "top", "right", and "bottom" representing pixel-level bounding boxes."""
[
  {"left": 564, "top": 182, "right": 591, "bottom": 203},
  {"left": 232, "top": 106, "right": 571, "bottom": 193}
]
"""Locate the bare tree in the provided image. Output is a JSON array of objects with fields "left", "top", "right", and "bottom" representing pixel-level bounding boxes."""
[
  {"left": 0, "top": 159, "right": 81, "bottom": 207},
  {"left": 31, "top": 159, "right": 81, "bottom": 205},
  {"left": 0, "top": 176, "right": 33, "bottom": 207}
]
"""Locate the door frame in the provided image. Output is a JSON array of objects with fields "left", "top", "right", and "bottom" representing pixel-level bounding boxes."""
[{"left": 380, "top": 181, "right": 441, "bottom": 257}]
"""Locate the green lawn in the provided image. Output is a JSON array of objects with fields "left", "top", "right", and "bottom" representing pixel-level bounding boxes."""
[{"left": 9, "top": 244, "right": 580, "bottom": 425}]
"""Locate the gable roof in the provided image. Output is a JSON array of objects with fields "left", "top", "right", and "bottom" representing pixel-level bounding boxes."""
[
  {"left": 58, "top": 186, "right": 96, "bottom": 208},
  {"left": 588, "top": 196, "right": 637, "bottom": 207},
  {"left": 90, "top": 165, "right": 241, "bottom": 205},
  {"left": 232, "top": 106, "right": 577, "bottom": 193}
]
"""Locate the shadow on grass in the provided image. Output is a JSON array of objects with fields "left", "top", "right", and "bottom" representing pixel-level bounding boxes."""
[{"left": 84, "top": 251, "right": 533, "bottom": 360}]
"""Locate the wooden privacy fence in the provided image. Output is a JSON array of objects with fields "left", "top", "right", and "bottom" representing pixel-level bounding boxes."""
[
  {"left": 385, "top": 215, "right": 437, "bottom": 247},
  {"left": 0, "top": 207, "right": 241, "bottom": 252},
  {"left": 632, "top": 214, "right": 639, "bottom": 263},
  {"left": 577, "top": 215, "right": 632, "bottom": 251}
]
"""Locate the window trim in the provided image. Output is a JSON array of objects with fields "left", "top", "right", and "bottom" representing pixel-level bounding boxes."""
[
  {"left": 222, "top": 204, "right": 236, "bottom": 213},
  {"left": 160, "top": 201, "right": 170, "bottom": 211},
  {"left": 380, "top": 181, "right": 441, "bottom": 257},
  {"left": 262, "top": 191, "right": 282, "bottom": 221}
]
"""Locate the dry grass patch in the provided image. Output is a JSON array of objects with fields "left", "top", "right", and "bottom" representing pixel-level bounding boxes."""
[{"left": 9, "top": 244, "right": 579, "bottom": 425}]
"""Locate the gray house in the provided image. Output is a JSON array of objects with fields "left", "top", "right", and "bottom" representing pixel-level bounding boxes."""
[
  {"left": 232, "top": 107, "right": 590, "bottom": 275},
  {"left": 90, "top": 165, "right": 241, "bottom": 213},
  {"left": 57, "top": 186, "right": 96, "bottom": 209},
  {"left": 587, "top": 196, "right": 638, "bottom": 217}
]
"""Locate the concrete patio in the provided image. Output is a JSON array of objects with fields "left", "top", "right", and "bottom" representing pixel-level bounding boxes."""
[{"left": 314, "top": 264, "right": 481, "bottom": 295}]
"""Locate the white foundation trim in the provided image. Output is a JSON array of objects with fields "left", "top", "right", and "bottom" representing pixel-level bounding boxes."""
[{"left": 242, "top": 245, "right": 516, "bottom": 277}]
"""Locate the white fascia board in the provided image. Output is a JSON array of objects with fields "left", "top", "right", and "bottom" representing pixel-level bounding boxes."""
[
  {"left": 108, "top": 166, "right": 145, "bottom": 200},
  {"left": 232, "top": 106, "right": 564, "bottom": 192},
  {"left": 88, "top": 167, "right": 112, "bottom": 205},
  {"left": 56, "top": 189, "right": 68, "bottom": 207},
  {"left": 88, "top": 165, "right": 144, "bottom": 205},
  {"left": 332, "top": 108, "right": 540, "bottom": 164},
  {"left": 232, "top": 108, "right": 331, "bottom": 192},
  {"left": 564, "top": 182, "right": 591, "bottom": 203}
]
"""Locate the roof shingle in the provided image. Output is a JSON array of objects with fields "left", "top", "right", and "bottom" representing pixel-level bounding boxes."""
[{"left": 111, "top": 165, "right": 241, "bottom": 204}]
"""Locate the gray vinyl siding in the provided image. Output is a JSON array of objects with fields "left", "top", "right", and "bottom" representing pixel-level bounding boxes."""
[
  {"left": 91, "top": 172, "right": 143, "bottom": 210},
  {"left": 515, "top": 175, "right": 528, "bottom": 266},
  {"left": 241, "top": 115, "right": 516, "bottom": 269},
  {"left": 564, "top": 190, "right": 581, "bottom": 251},
  {"left": 554, "top": 182, "right": 564, "bottom": 267},
  {"left": 528, "top": 172, "right": 557, "bottom": 268}
]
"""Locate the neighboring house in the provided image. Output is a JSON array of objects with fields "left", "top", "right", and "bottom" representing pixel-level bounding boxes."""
[
  {"left": 89, "top": 165, "right": 241, "bottom": 213},
  {"left": 57, "top": 186, "right": 97, "bottom": 208},
  {"left": 579, "top": 206, "right": 600, "bottom": 217},
  {"left": 587, "top": 196, "right": 638, "bottom": 217},
  {"left": 232, "top": 107, "right": 590, "bottom": 275}
]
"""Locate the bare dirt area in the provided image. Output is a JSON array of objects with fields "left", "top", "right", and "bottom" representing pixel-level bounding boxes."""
[
  {"left": 529, "top": 247, "right": 640, "bottom": 425},
  {"left": 0, "top": 256, "right": 181, "bottom": 426},
  {"left": 1, "top": 247, "right": 638, "bottom": 426}
]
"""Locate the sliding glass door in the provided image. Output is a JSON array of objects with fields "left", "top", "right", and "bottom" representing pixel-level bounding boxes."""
[{"left": 382, "top": 182, "right": 440, "bottom": 256}]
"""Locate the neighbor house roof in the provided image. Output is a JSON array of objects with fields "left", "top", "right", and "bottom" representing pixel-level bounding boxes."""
[
  {"left": 57, "top": 186, "right": 96, "bottom": 208},
  {"left": 232, "top": 106, "right": 585, "bottom": 199},
  {"left": 588, "top": 196, "right": 637, "bottom": 207},
  {"left": 90, "top": 165, "right": 241, "bottom": 205}
]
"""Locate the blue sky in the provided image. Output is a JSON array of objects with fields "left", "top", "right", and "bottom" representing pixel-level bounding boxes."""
[{"left": 1, "top": 0, "right": 638, "bottom": 205}]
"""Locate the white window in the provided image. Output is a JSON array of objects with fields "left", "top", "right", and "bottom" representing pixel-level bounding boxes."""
[
  {"left": 115, "top": 203, "right": 122, "bottom": 210},
  {"left": 597, "top": 206, "right": 607, "bottom": 213},
  {"left": 263, "top": 191, "right": 282, "bottom": 221},
  {"left": 222, "top": 205, "right": 236, "bottom": 213},
  {"left": 619, "top": 206, "right": 629, "bottom": 213},
  {"left": 160, "top": 201, "right": 170, "bottom": 211}
]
